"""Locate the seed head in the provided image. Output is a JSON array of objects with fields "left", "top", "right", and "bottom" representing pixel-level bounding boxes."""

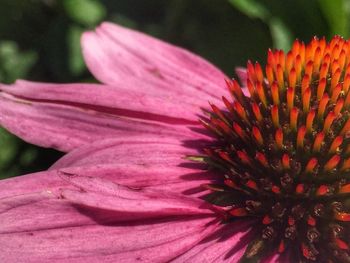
[{"left": 203, "top": 36, "right": 350, "bottom": 262}]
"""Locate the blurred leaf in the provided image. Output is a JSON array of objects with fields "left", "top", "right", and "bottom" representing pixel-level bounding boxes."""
[
  {"left": 269, "top": 17, "right": 293, "bottom": 50},
  {"left": 0, "top": 41, "right": 37, "bottom": 83},
  {"left": 228, "top": 0, "right": 270, "bottom": 21},
  {"left": 63, "top": 0, "right": 106, "bottom": 27},
  {"left": 318, "top": 0, "right": 348, "bottom": 37},
  {"left": 67, "top": 25, "right": 86, "bottom": 76},
  {"left": 228, "top": 0, "right": 293, "bottom": 51}
]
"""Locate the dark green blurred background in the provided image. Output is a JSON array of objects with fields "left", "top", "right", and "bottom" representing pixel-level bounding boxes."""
[{"left": 0, "top": 0, "right": 349, "bottom": 179}]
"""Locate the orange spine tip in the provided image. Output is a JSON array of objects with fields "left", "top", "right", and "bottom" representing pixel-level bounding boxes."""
[
  {"left": 335, "top": 238, "right": 349, "bottom": 250},
  {"left": 302, "top": 243, "right": 312, "bottom": 259},
  {"left": 335, "top": 212, "right": 350, "bottom": 222},
  {"left": 278, "top": 50, "right": 285, "bottom": 67},
  {"left": 346, "top": 64, "right": 350, "bottom": 77},
  {"left": 296, "top": 183, "right": 305, "bottom": 194},
  {"left": 256, "top": 82, "right": 267, "bottom": 107},
  {"left": 305, "top": 43, "right": 314, "bottom": 61},
  {"left": 233, "top": 122, "right": 246, "bottom": 139},
  {"left": 301, "top": 74, "right": 310, "bottom": 95},
  {"left": 343, "top": 74, "right": 350, "bottom": 93},
  {"left": 271, "top": 82, "right": 280, "bottom": 105},
  {"left": 345, "top": 90, "right": 350, "bottom": 108},
  {"left": 324, "top": 155, "right": 340, "bottom": 171},
  {"left": 262, "top": 215, "right": 272, "bottom": 225},
  {"left": 300, "top": 42, "right": 306, "bottom": 64},
  {"left": 275, "top": 128, "right": 283, "bottom": 149},
  {"left": 272, "top": 185, "right": 281, "bottom": 194},
  {"left": 232, "top": 79, "right": 244, "bottom": 101},
  {"left": 224, "top": 179, "right": 237, "bottom": 188},
  {"left": 297, "top": 126, "right": 306, "bottom": 149},
  {"left": 338, "top": 183, "right": 350, "bottom": 194},
  {"left": 307, "top": 216, "right": 316, "bottom": 226},
  {"left": 210, "top": 104, "right": 226, "bottom": 121},
  {"left": 324, "top": 52, "right": 331, "bottom": 65},
  {"left": 247, "top": 60, "right": 256, "bottom": 82},
  {"left": 278, "top": 240, "right": 286, "bottom": 253},
  {"left": 329, "top": 136, "right": 343, "bottom": 154},
  {"left": 305, "top": 60, "right": 313, "bottom": 78},
  {"left": 341, "top": 158, "right": 350, "bottom": 172},
  {"left": 331, "top": 44, "right": 341, "bottom": 60},
  {"left": 218, "top": 151, "right": 232, "bottom": 162},
  {"left": 313, "top": 47, "right": 322, "bottom": 72},
  {"left": 288, "top": 67, "right": 296, "bottom": 88},
  {"left": 313, "top": 132, "right": 325, "bottom": 152},
  {"left": 267, "top": 49, "right": 276, "bottom": 66},
  {"left": 246, "top": 179, "right": 258, "bottom": 190},
  {"left": 317, "top": 78, "right": 326, "bottom": 101},
  {"left": 252, "top": 126, "right": 264, "bottom": 145},
  {"left": 256, "top": 152, "right": 268, "bottom": 167},
  {"left": 266, "top": 64, "right": 274, "bottom": 84},
  {"left": 319, "top": 62, "right": 329, "bottom": 80},
  {"left": 340, "top": 118, "right": 350, "bottom": 135},
  {"left": 316, "top": 185, "right": 329, "bottom": 196},
  {"left": 306, "top": 110, "right": 316, "bottom": 133},
  {"left": 334, "top": 99, "right": 344, "bottom": 116},
  {"left": 282, "top": 154, "right": 290, "bottom": 169},
  {"left": 331, "top": 83, "right": 342, "bottom": 103},
  {"left": 288, "top": 217, "right": 295, "bottom": 226},
  {"left": 252, "top": 103, "right": 263, "bottom": 122},
  {"left": 339, "top": 50, "right": 346, "bottom": 69},
  {"left": 233, "top": 101, "right": 247, "bottom": 122},
  {"left": 290, "top": 107, "right": 299, "bottom": 131},
  {"left": 230, "top": 208, "right": 247, "bottom": 217},
  {"left": 323, "top": 111, "right": 336, "bottom": 133},
  {"left": 276, "top": 64, "right": 284, "bottom": 89},
  {"left": 292, "top": 39, "right": 300, "bottom": 55},
  {"left": 303, "top": 88, "right": 311, "bottom": 113},
  {"left": 295, "top": 55, "right": 302, "bottom": 79},
  {"left": 255, "top": 62, "right": 264, "bottom": 83},
  {"left": 287, "top": 87, "right": 295, "bottom": 110},
  {"left": 286, "top": 51, "right": 294, "bottom": 73},
  {"left": 331, "top": 61, "right": 340, "bottom": 76},
  {"left": 213, "top": 119, "right": 231, "bottom": 134},
  {"left": 305, "top": 158, "right": 318, "bottom": 173},
  {"left": 331, "top": 68, "right": 341, "bottom": 90},
  {"left": 247, "top": 79, "right": 255, "bottom": 98},
  {"left": 237, "top": 150, "right": 251, "bottom": 165},
  {"left": 271, "top": 105, "right": 279, "bottom": 128},
  {"left": 317, "top": 94, "right": 329, "bottom": 119},
  {"left": 222, "top": 96, "right": 234, "bottom": 113}
]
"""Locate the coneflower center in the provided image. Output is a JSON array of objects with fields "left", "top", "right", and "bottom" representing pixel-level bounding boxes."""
[{"left": 199, "top": 36, "right": 350, "bottom": 262}]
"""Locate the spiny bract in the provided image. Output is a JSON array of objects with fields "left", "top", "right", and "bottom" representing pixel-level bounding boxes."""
[{"left": 202, "top": 36, "right": 350, "bottom": 262}]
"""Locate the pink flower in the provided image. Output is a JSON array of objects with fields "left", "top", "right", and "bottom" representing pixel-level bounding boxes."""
[
  {"left": 0, "top": 22, "right": 260, "bottom": 262},
  {"left": 1, "top": 23, "right": 348, "bottom": 262},
  {"left": 0, "top": 22, "right": 232, "bottom": 152}
]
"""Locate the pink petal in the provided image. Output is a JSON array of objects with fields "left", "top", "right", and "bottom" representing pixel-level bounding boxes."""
[
  {"left": 1, "top": 80, "right": 208, "bottom": 123},
  {"left": 0, "top": 184, "right": 220, "bottom": 262},
  {"left": 0, "top": 191, "right": 99, "bottom": 233},
  {"left": 0, "top": 92, "right": 206, "bottom": 152},
  {"left": 82, "top": 22, "right": 229, "bottom": 101},
  {"left": 60, "top": 175, "right": 215, "bottom": 220},
  {"left": 0, "top": 163, "right": 214, "bottom": 199},
  {"left": 171, "top": 221, "right": 253, "bottom": 262},
  {"left": 51, "top": 137, "right": 203, "bottom": 169},
  {"left": 1, "top": 135, "right": 212, "bottom": 199}
]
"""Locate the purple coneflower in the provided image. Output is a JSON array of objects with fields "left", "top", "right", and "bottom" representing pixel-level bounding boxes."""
[{"left": 1, "top": 23, "right": 349, "bottom": 262}]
